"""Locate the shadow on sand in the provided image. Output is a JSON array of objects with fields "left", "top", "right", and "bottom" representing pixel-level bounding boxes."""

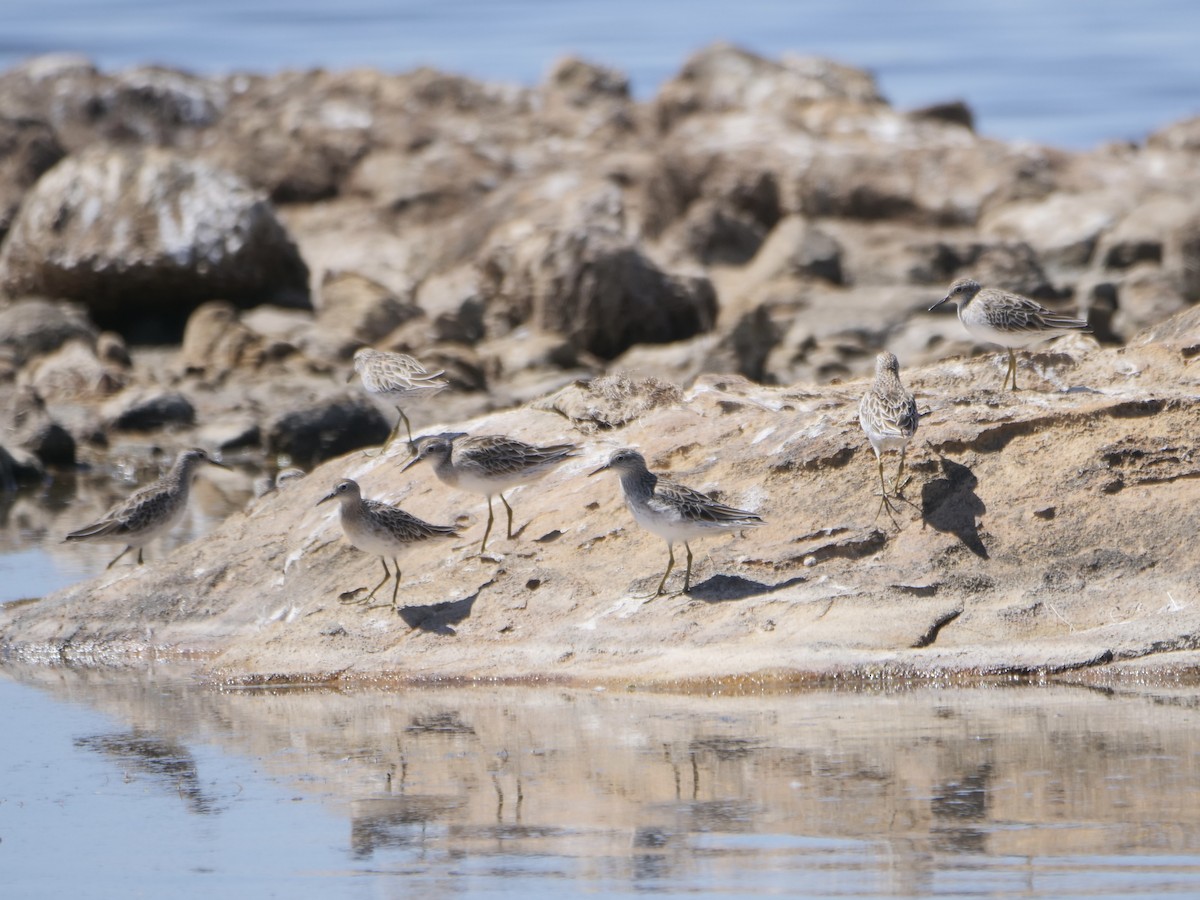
[{"left": 921, "top": 452, "right": 988, "bottom": 559}]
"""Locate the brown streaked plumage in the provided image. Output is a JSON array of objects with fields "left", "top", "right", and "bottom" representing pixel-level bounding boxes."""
[
  {"left": 64, "top": 448, "right": 230, "bottom": 568},
  {"left": 403, "top": 433, "right": 578, "bottom": 553},
  {"left": 317, "top": 478, "right": 459, "bottom": 608},
  {"left": 929, "top": 277, "right": 1090, "bottom": 391}
]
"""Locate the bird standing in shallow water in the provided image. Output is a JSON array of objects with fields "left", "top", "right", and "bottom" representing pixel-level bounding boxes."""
[
  {"left": 589, "top": 448, "right": 764, "bottom": 597},
  {"left": 349, "top": 348, "right": 448, "bottom": 450},
  {"left": 64, "top": 448, "right": 229, "bottom": 569},
  {"left": 317, "top": 478, "right": 458, "bottom": 608},
  {"left": 403, "top": 433, "right": 577, "bottom": 553},
  {"left": 859, "top": 351, "right": 920, "bottom": 524},
  {"left": 929, "top": 277, "right": 1090, "bottom": 391}
]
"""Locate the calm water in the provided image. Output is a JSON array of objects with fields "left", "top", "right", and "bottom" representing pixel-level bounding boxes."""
[
  {"left": 2, "top": 0, "right": 1199, "bottom": 148},
  {"left": 3, "top": 668, "right": 1200, "bottom": 897}
]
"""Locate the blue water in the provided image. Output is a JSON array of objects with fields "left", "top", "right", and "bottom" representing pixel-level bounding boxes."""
[
  {"left": 2, "top": 0, "right": 1199, "bottom": 148},
  {"left": 4, "top": 674, "right": 1200, "bottom": 897}
]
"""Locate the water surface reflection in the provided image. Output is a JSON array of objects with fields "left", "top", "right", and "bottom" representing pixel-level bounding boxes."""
[{"left": 4, "top": 666, "right": 1200, "bottom": 897}]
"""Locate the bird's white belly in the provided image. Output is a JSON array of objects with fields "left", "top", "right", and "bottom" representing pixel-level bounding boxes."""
[
  {"left": 453, "top": 468, "right": 528, "bottom": 496},
  {"left": 342, "top": 512, "right": 406, "bottom": 557},
  {"left": 629, "top": 499, "right": 722, "bottom": 543},
  {"left": 959, "top": 315, "right": 1047, "bottom": 350}
]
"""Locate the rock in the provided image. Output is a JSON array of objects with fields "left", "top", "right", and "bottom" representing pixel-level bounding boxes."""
[
  {"left": 316, "top": 271, "right": 422, "bottom": 351},
  {"left": 95, "top": 331, "right": 132, "bottom": 368},
  {"left": 176, "top": 302, "right": 266, "bottom": 380},
  {"left": 1146, "top": 115, "right": 1200, "bottom": 153},
  {"left": 24, "top": 340, "right": 126, "bottom": 400},
  {"left": 104, "top": 389, "right": 196, "bottom": 431},
  {"left": 0, "top": 298, "right": 97, "bottom": 369},
  {"left": 414, "top": 265, "right": 486, "bottom": 345},
  {"left": 980, "top": 193, "right": 1120, "bottom": 271},
  {"left": 532, "top": 373, "right": 683, "bottom": 432},
  {"left": 266, "top": 393, "right": 390, "bottom": 469},
  {"left": 0, "top": 117, "right": 65, "bottom": 241},
  {"left": 479, "top": 185, "right": 718, "bottom": 358},
  {"left": 0, "top": 146, "right": 310, "bottom": 336},
  {"left": 3, "top": 386, "right": 75, "bottom": 466},
  {"left": 740, "top": 215, "right": 844, "bottom": 285},
  {"left": 195, "top": 417, "right": 262, "bottom": 453},
  {"left": 1108, "top": 266, "right": 1188, "bottom": 338},
  {"left": 907, "top": 99, "right": 975, "bottom": 131},
  {"left": 654, "top": 43, "right": 883, "bottom": 132},
  {"left": 204, "top": 68, "right": 375, "bottom": 203},
  {"left": 0, "top": 444, "right": 45, "bottom": 490}
]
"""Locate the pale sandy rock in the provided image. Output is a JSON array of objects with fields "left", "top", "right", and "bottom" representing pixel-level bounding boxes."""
[
  {"left": 315, "top": 270, "right": 422, "bottom": 351},
  {"left": 2, "top": 385, "right": 75, "bottom": 466},
  {"left": 0, "top": 147, "right": 310, "bottom": 327},
  {"left": 0, "top": 117, "right": 64, "bottom": 240},
  {"left": 24, "top": 339, "right": 126, "bottom": 400},
  {"left": 654, "top": 43, "right": 884, "bottom": 133},
  {"left": 6, "top": 336, "right": 1200, "bottom": 685},
  {"left": 175, "top": 301, "right": 266, "bottom": 380},
  {"left": 979, "top": 192, "right": 1123, "bottom": 271},
  {"left": 477, "top": 183, "right": 718, "bottom": 358},
  {"left": 0, "top": 297, "right": 97, "bottom": 369},
  {"left": 1108, "top": 265, "right": 1189, "bottom": 338}
]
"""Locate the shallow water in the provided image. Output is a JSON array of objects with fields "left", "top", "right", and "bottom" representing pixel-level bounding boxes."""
[
  {"left": 2, "top": 0, "right": 1200, "bottom": 147},
  {"left": 3, "top": 666, "right": 1200, "bottom": 897}
]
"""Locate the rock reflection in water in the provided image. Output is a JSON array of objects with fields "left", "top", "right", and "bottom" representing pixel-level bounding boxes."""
[{"left": 8, "top": 667, "right": 1200, "bottom": 896}]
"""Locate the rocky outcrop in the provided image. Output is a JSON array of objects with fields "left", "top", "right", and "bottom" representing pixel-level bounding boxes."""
[
  {"left": 3, "top": 47, "right": 1200, "bottom": 682},
  {"left": 0, "top": 147, "right": 310, "bottom": 335},
  {"left": 5, "top": 319, "right": 1200, "bottom": 683}
]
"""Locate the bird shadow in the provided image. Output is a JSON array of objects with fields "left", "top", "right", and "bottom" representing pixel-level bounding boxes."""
[
  {"left": 687, "top": 574, "right": 807, "bottom": 603},
  {"left": 920, "top": 451, "right": 988, "bottom": 559},
  {"left": 397, "top": 584, "right": 485, "bottom": 634}
]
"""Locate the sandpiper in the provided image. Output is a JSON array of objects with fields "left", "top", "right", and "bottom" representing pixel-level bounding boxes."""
[
  {"left": 350, "top": 348, "right": 448, "bottom": 449},
  {"left": 588, "top": 448, "right": 764, "bottom": 597},
  {"left": 929, "top": 277, "right": 1090, "bottom": 391},
  {"left": 859, "top": 351, "right": 920, "bottom": 523},
  {"left": 402, "top": 433, "right": 577, "bottom": 553},
  {"left": 64, "top": 448, "right": 230, "bottom": 569},
  {"left": 317, "top": 478, "right": 458, "bottom": 608}
]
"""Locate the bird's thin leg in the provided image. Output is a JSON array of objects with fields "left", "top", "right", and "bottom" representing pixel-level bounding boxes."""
[
  {"left": 1006, "top": 349, "right": 1020, "bottom": 392},
  {"left": 872, "top": 455, "right": 901, "bottom": 528},
  {"left": 136, "top": 547, "right": 144, "bottom": 565},
  {"left": 654, "top": 543, "right": 677, "bottom": 597},
  {"left": 480, "top": 496, "right": 495, "bottom": 553},
  {"left": 107, "top": 545, "right": 133, "bottom": 569},
  {"left": 892, "top": 448, "right": 911, "bottom": 495},
  {"left": 499, "top": 493, "right": 515, "bottom": 539},
  {"left": 395, "top": 407, "right": 415, "bottom": 448},
  {"left": 682, "top": 543, "right": 694, "bottom": 594},
  {"left": 365, "top": 558, "right": 392, "bottom": 601},
  {"left": 390, "top": 557, "right": 402, "bottom": 609}
]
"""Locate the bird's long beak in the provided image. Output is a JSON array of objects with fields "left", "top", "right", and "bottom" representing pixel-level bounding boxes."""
[
  {"left": 345, "top": 370, "right": 356, "bottom": 384},
  {"left": 928, "top": 295, "right": 950, "bottom": 312},
  {"left": 207, "top": 457, "right": 232, "bottom": 470},
  {"left": 400, "top": 454, "right": 424, "bottom": 472},
  {"left": 587, "top": 462, "right": 610, "bottom": 477},
  {"left": 316, "top": 490, "right": 337, "bottom": 507}
]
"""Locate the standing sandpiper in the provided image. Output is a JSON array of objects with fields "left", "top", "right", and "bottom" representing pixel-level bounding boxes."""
[
  {"left": 402, "top": 433, "right": 577, "bottom": 553},
  {"left": 588, "top": 448, "right": 764, "bottom": 597},
  {"left": 350, "top": 348, "right": 448, "bottom": 449},
  {"left": 317, "top": 478, "right": 459, "bottom": 608},
  {"left": 929, "top": 277, "right": 1090, "bottom": 391},
  {"left": 859, "top": 351, "right": 919, "bottom": 523},
  {"left": 64, "top": 448, "right": 230, "bottom": 568}
]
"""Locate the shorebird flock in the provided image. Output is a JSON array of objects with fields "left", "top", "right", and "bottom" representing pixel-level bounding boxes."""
[{"left": 65, "top": 277, "right": 1090, "bottom": 602}]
